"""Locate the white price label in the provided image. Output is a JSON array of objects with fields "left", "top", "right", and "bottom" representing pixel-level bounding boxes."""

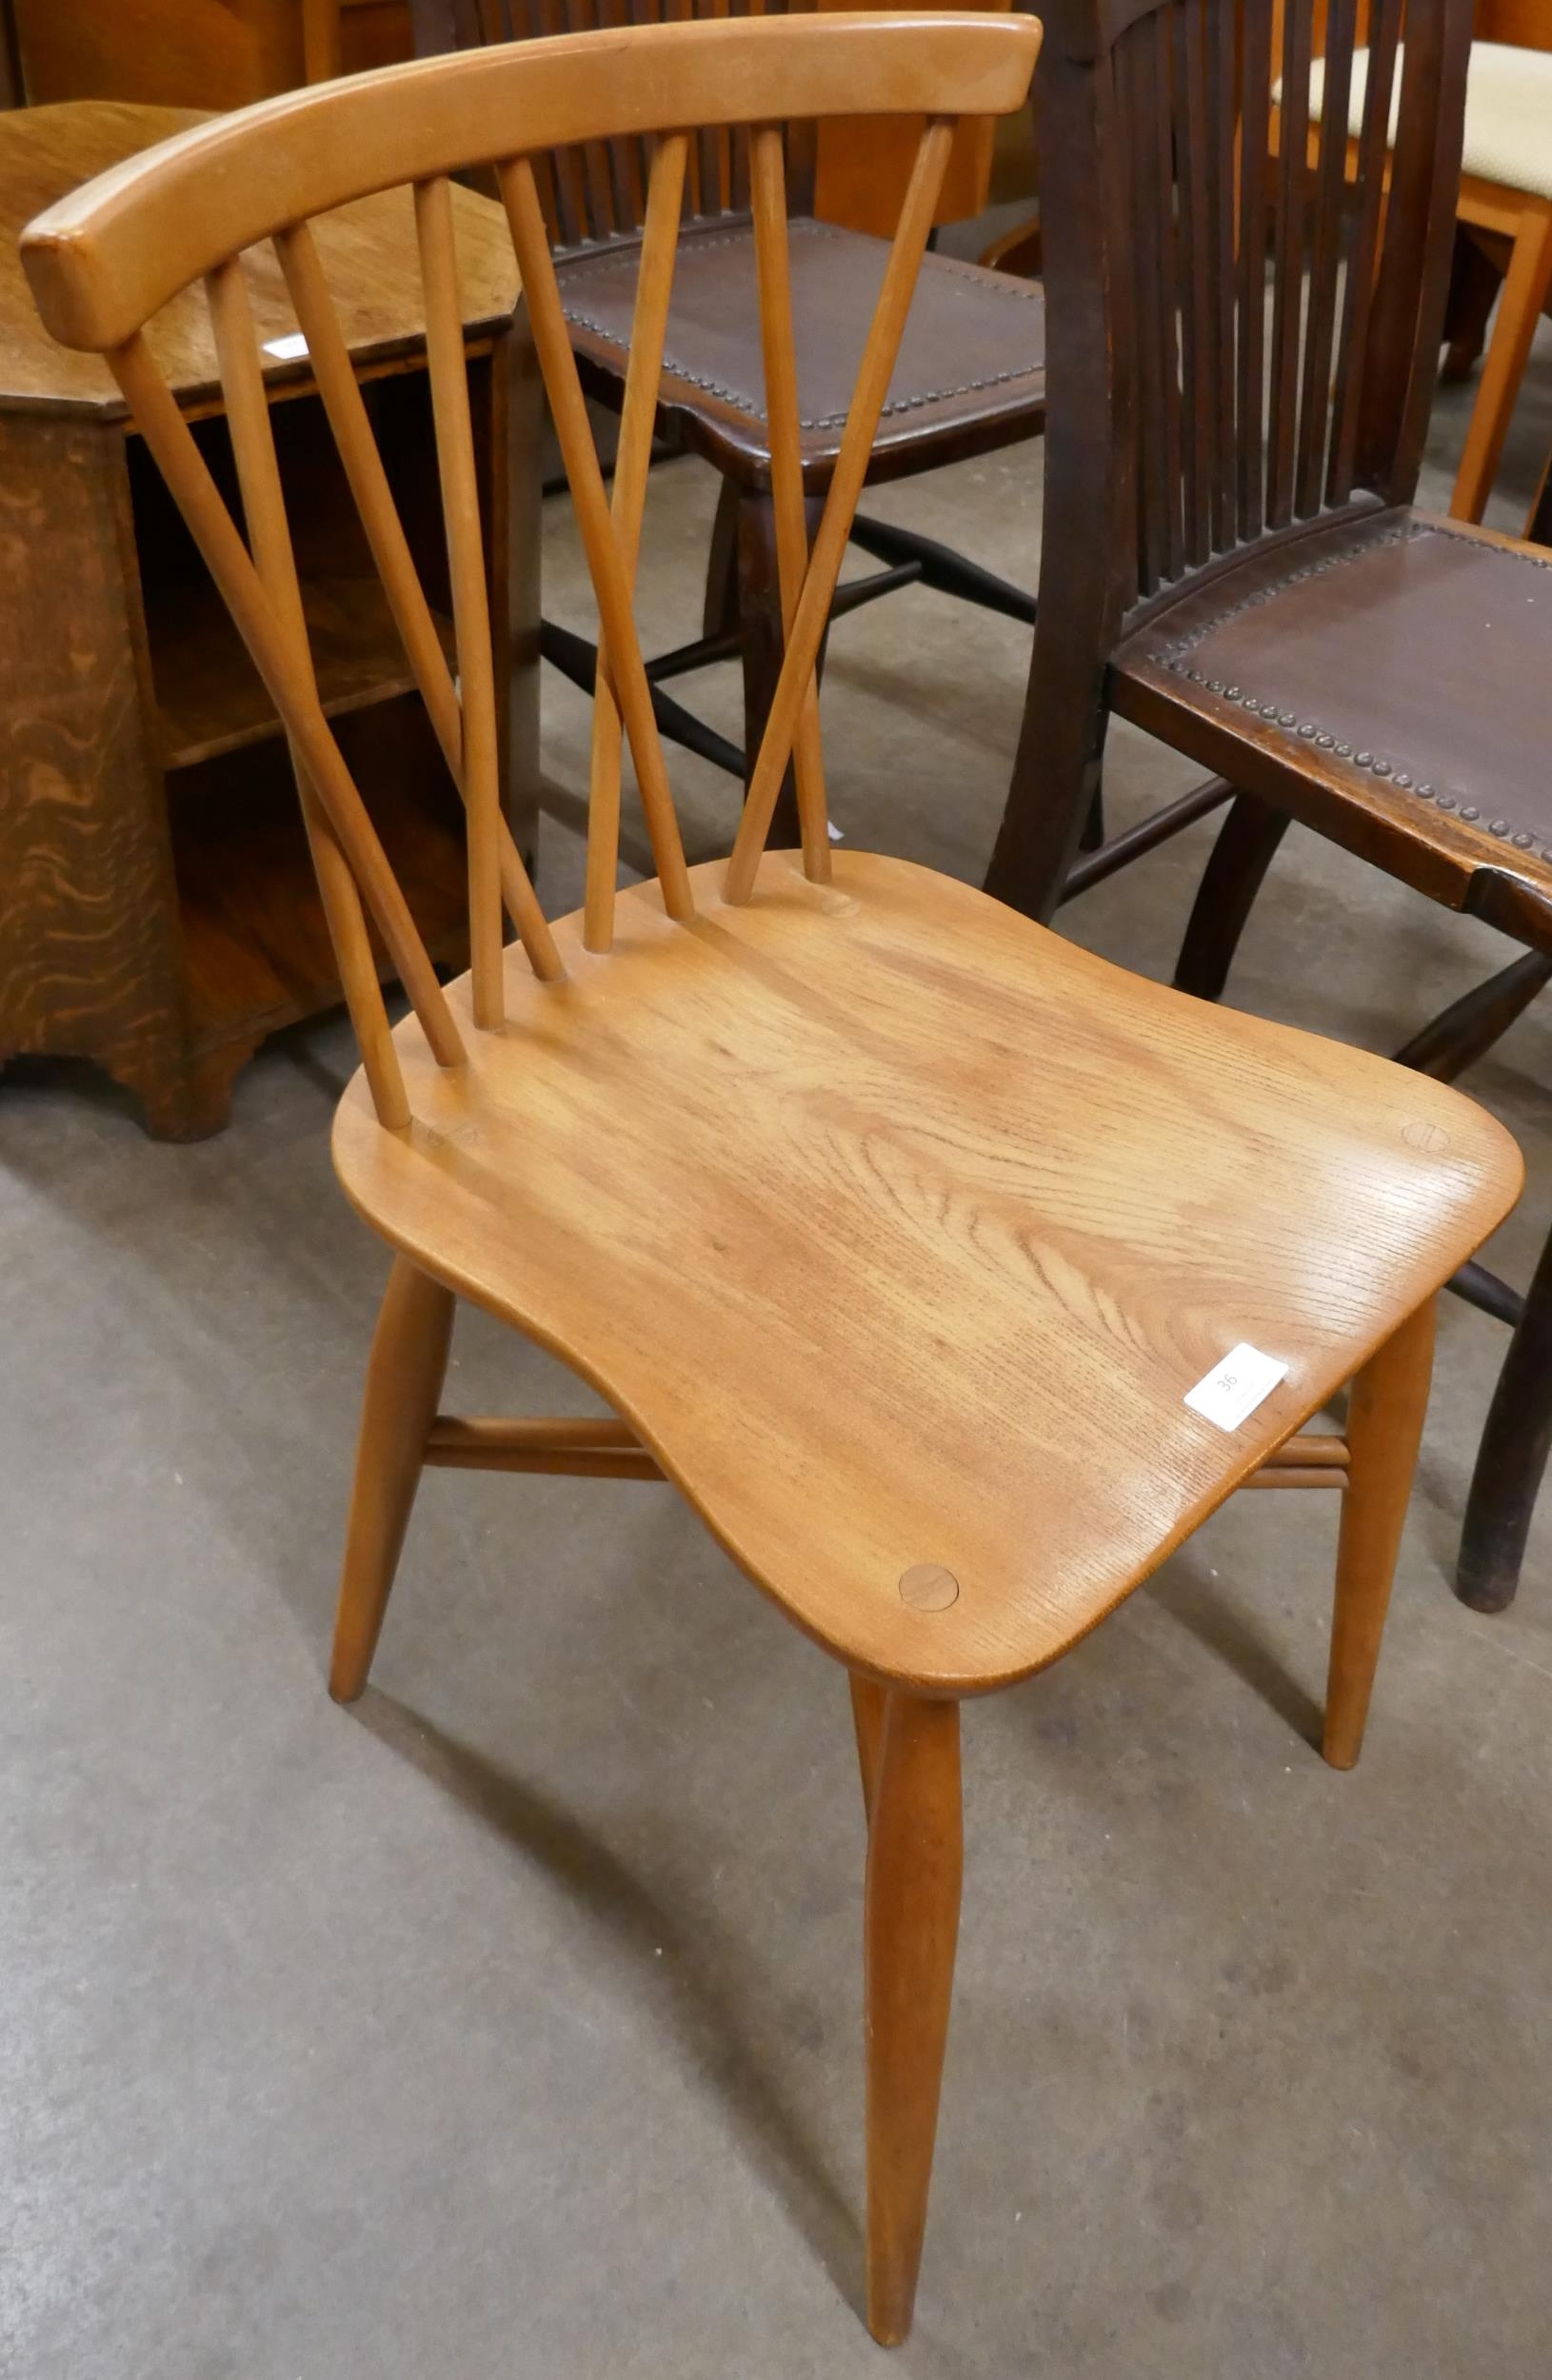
[
  {"left": 263, "top": 332, "right": 309, "bottom": 361},
  {"left": 1184, "top": 1342, "right": 1288, "bottom": 1433}
]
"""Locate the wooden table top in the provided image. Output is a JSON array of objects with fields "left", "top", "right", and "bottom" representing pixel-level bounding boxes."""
[{"left": 0, "top": 101, "right": 520, "bottom": 416}]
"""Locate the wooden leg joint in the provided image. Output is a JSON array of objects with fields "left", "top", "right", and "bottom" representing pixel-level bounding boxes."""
[{"left": 1245, "top": 1433, "right": 1349, "bottom": 1489}]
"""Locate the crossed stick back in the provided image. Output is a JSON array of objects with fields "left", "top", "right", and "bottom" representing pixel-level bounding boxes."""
[{"left": 22, "top": 13, "right": 1041, "bottom": 1126}]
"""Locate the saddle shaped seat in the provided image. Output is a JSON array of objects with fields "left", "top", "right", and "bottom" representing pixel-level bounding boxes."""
[{"left": 334, "top": 848, "right": 1522, "bottom": 1695}]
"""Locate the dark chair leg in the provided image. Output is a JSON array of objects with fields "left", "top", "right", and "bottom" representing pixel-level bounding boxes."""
[
  {"left": 1392, "top": 949, "right": 1552, "bottom": 1081},
  {"left": 703, "top": 473, "right": 741, "bottom": 640},
  {"left": 1076, "top": 704, "right": 1114, "bottom": 857},
  {"left": 1172, "top": 791, "right": 1291, "bottom": 1000},
  {"left": 985, "top": 684, "right": 1109, "bottom": 922},
  {"left": 1440, "top": 224, "right": 1503, "bottom": 385},
  {"left": 1457, "top": 1220, "right": 1552, "bottom": 1613},
  {"left": 737, "top": 486, "right": 825, "bottom": 850},
  {"left": 1527, "top": 449, "right": 1552, "bottom": 548}
]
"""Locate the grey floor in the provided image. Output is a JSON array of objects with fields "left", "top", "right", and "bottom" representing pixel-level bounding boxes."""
[{"left": 5, "top": 310, "right": 1552, "bottom": 2378}]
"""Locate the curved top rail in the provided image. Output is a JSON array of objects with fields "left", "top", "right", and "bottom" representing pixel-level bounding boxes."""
[{"left": 22, "top": 12, "right": 1040, "bottom": 352}]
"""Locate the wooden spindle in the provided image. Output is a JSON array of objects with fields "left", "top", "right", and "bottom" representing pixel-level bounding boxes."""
[
  {"left": 1265, "top": 0, "right": 1313, "bottom": 528},
  {"left": 109, "top": 331, "right": 465, "bottom": 1085},
  {"left": 584, "top": 132, "right": 687, "bottom": 952},
  {"left": 729, "top": 119, "right": 751, "bottom": 214},
  {"left": 1368, "top": 0, "right": 1472, "bottom": 502},
  {"left": 1235, "top": 0, "right": 1272, "bottom": 542},
  {"left": 1139, "top": 16, "right": 1184, "bottom": 587},
  {"left": 1327, "top": 0, "right": 1403, "bottom": 501},
  {"left": 1205, "top": 0, "right": 1236, "bottom": 554},
  {"left": 1174, "top": 0, "right": 1213, "bottom": 567},
  {"left": 277, "top": 224, "right": 563, "bottom": 982},
  {"left": 1296, "top": 0, "right": 1359, "bottom": 515},
  {"left": 499, "top": 153, "right": 695, "bottom": 922},
  {"left": 725, "top": 119, "right": 953, "bottom": 903},
  {"left": 1121, "top": 31, "right": 1168, "bottom": 596},
  {"left": 415, "top": 174, "right": 505, "bottom": 1029},
  {"left": 531, "top": 149, "right": 565, "bottom": 247},
  {"left": 748, "top": 123, "right": 831, "bottom": 880},
  {"left": 207, "top": 261, "right": 408, "bottom": 1128}
]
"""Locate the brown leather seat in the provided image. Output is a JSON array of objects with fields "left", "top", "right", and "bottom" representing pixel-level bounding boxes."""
[
  {"left": 558, "top": 214, "right": 1046, "bottom": 486},
  {"left": 1113, "top": 509, "right": 1552, "bottom": 926}
]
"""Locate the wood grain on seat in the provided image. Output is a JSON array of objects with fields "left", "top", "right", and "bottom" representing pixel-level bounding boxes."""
[{"left": 335, "top": 848, "right": 1522, "bottom": 1694}]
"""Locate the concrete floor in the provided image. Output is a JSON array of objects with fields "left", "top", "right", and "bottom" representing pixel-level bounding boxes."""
[{"left": 5, "top": 307, "right": 1552, "bottom": 2376}]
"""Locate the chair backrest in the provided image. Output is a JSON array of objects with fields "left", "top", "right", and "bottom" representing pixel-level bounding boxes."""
[
  {"left": 23, "top": 13, "right": 1040, "bottom": 1133},
  {"left": 409, "top": 0, "right": 821, "bottom": 244},
  {"left": 1034, "top": 0, "right": 1471, "bottom": 651}
]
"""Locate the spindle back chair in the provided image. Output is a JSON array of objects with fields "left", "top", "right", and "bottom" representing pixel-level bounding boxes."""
[
  {"left": 986, "top": 0, "right": 1552, "bottom": 1618},
  {"left": 22, "top": 11, "right": 1526, "bottom": 2343},
  {"left": 987, "top": 0, "right": 1475, "bottom": 918},
  {"left": 23, "top": 14, "right": 1010, "bottom": 1130}
]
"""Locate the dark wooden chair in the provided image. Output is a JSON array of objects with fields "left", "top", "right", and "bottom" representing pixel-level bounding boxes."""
[
  {"left": 1526, "top": 438, "right": 1552, "bottom": 545},
  {"left": 410, "top": 0, "right": 1046, "bottom": 822},
  {"left": 986, "top": 0, "right": 1552, "bottom": 1616}
]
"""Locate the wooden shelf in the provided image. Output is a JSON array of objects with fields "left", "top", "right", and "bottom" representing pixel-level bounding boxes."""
[
  {"left": 149, "top": 574, "right": 454, "bottom": 772},
  {"left": 169, "top": 719, "right": 469, "bottom": 1059}
]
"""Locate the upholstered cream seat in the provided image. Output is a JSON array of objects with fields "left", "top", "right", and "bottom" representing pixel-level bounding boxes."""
[{"left": 1290, "top": 44, "right": 1552, "bottom": 199}]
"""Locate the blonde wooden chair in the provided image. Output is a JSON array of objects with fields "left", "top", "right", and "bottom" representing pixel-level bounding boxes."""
[{"left": 21, "top": 13, "right": 1523, "bottom": 2342}]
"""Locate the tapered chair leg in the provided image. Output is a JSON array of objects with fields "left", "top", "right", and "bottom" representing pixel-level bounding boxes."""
[
  {"left": 848, "top": 1673, "right": 885, "bottom": 1826},
  {"left": 865, "top": 1690, "right": 963, "bottom": 2346},
  {"left": 1323, "top": 1298, "right": 1437, "bottom": 1770},
  {"left": 1457, "top": 1217, "right": 1552, "bottom": 1614},
  {"left": 329, "top": 1256, "right": 457, "bottom": 1704},
  {"left": 1173, "top": 791, "right": 1291, "bottom": 1002},
  {"left": 1449, "top": 199, "right": 1552, "bottom": 525}
]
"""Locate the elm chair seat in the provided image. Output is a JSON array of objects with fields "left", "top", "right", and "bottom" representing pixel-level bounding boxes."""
[
  {"left": 557, "top": 213, "right": 1047, "bottom": 486},
  {"left": 1114, "top": 512, "right": 1552, "bottom": 922},
  {"left": 333, "top": 849, "right": 1521, "bottom": 1695}
]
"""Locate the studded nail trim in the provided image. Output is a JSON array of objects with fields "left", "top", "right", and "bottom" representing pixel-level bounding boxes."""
[
  {"left": 555, "top": 217, "right": 1044, "bottom": 432},
  {"left": 1154, "top": 523, "right": 1552, "bottom": 863}
]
